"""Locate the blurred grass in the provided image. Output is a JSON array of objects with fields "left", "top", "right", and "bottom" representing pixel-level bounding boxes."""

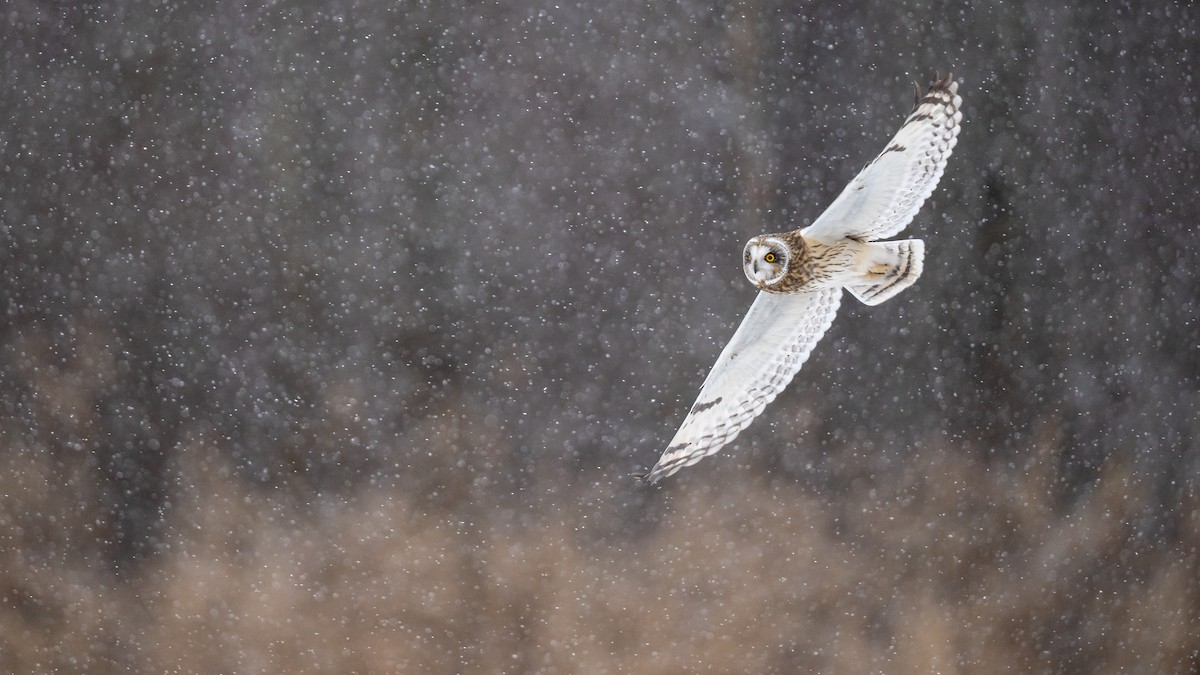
[{"left": 3, "top": 420, "right": 1196, "bottom": 673}]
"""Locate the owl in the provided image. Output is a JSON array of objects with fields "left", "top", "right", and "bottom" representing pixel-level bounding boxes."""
[{"left": 640, "top": 73, "right": 963, "bottom": 484}]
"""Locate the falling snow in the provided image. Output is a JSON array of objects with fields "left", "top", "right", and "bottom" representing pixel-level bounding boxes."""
[{"left": 2, "top": 1, "right": 1198, "bottom": 672}]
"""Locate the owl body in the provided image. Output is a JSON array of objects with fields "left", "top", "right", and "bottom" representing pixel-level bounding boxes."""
[
  {"left": 745, "top": 232, "right": 924, "bottom": 304},
  {"left": 641, "top": 74, "right": 962, "bottom": 484}
]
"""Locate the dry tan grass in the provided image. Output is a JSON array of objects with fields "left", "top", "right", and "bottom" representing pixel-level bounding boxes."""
[{"left": 1, "top": 426, "right": 1197, "bottom": 673}]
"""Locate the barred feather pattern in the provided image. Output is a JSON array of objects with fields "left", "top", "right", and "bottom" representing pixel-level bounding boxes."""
[
  {"left": 803, "top": 74, "right": 963, "bottom": 242},
  {"left": 641, "top": 288, "right": 841, "bottom": 484}
]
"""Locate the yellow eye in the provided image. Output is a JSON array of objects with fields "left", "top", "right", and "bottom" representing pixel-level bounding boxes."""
[{"left": 764, "top": 252, "right": 777, "bottom": 263}]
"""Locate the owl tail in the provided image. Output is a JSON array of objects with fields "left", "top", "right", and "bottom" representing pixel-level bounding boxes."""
[{"left": 846, "top": 239, "right": 924, "bottom": 306}]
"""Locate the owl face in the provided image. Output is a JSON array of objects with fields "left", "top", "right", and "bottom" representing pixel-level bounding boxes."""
[{"left": 743, "top": 236, "right": 789, "bottom": 287}]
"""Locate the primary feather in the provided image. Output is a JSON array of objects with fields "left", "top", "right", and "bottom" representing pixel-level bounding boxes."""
[
  {"left": 803, "top": 74, "right": 962, "bottom": 242},
  {"left": 641, "top": 289, "right": 841, "bottom": 484}
]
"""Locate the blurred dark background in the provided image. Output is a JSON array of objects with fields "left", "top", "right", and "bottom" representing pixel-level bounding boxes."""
[{"left": 2, "top": 0, "right": 1198, "bottom": 672}]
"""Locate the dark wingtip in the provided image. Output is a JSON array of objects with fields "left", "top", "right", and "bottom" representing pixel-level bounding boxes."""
[
  {"left": 637, "top": 464, "right": 674, "bottom": 485},
  {"left": 912, "top": 72, "right": 957, "bottom": 110}
]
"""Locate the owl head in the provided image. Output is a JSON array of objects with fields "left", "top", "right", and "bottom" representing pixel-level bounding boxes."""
[{"left": 743, "top": 236, "right": 789, "bottom": 287}]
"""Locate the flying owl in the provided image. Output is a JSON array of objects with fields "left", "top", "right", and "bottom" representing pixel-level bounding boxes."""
[{"left": 641, "top": 73, "right": 963, "bottom": 484}]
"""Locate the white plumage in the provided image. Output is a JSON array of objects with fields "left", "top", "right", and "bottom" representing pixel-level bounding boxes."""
[
  {"left": 641, "top": 74, "right": 962, "bottom": 484},
  {"left": 805, "top": 76, "right": 963, "bottom": 242}
]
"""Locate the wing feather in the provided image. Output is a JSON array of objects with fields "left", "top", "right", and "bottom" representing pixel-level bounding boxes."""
[
  {"left": 642, "top": 288, "right": 841, "bottom": 483},
  {"left": 802, "top": 74, "right": 963, "bottom": 242}
]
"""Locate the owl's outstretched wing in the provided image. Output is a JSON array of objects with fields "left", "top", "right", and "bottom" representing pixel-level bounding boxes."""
[
  {"left": 641, "top": 288, "right": 841, "bottom": 484},
  {"left": 802, "top": 74, "right": 962, "bottom": 242}
]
